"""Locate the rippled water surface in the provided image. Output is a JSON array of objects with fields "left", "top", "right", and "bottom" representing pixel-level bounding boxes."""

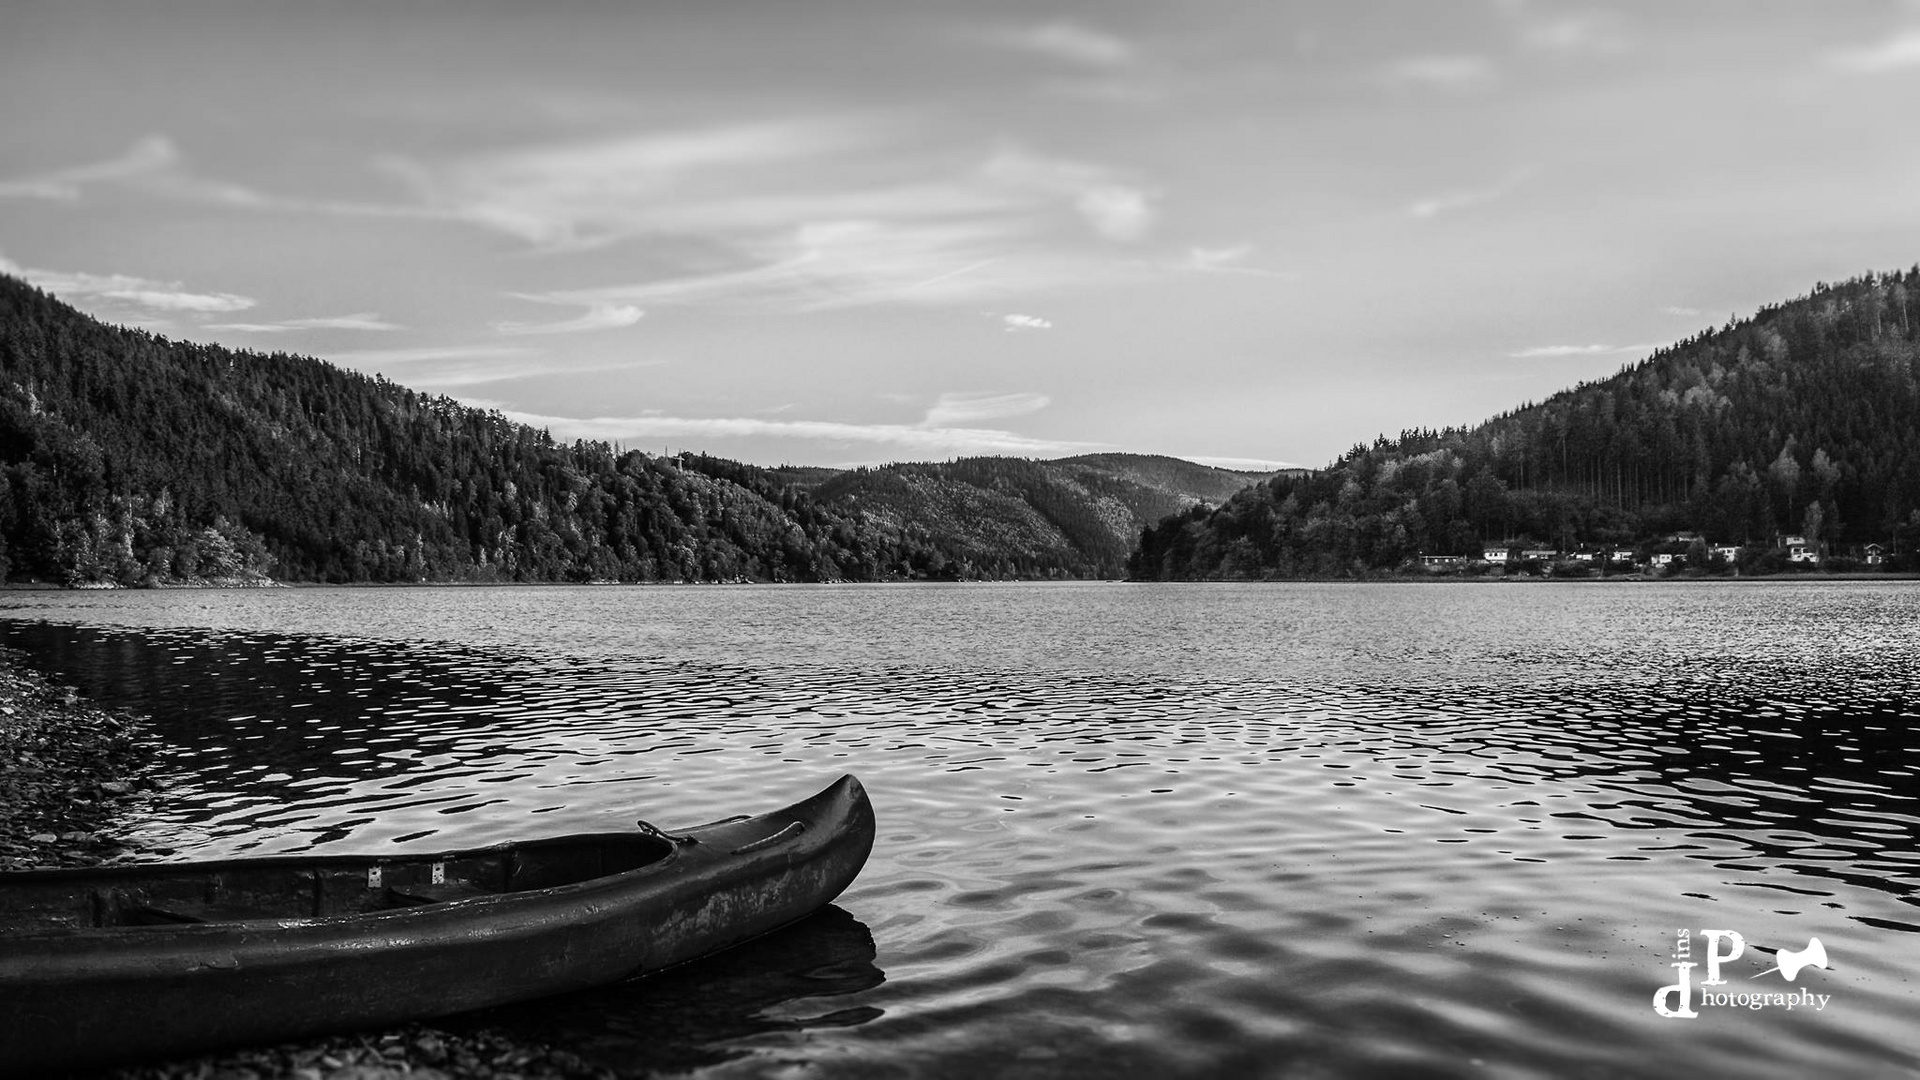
[{"left": 4, "top": 582, "right": 1919, "bottom": 1079}]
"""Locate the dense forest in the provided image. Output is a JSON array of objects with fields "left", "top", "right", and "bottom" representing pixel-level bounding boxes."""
[
  {"left": 811, "top": 454, "right": 1277, "bottom": 578},
  {"left": 1134, "top": 269, "right": 1920, "bottom": 579},
  {"left": 0, "top": 275, "right": 1260, "bottom": 585}
]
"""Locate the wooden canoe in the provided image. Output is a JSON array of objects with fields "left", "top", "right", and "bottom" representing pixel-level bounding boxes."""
[{"left": 0, "top": 774, "right": 875, "bottom": 1073}]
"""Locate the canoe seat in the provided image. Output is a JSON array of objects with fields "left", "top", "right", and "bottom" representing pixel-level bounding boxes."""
[
  {"left": 130, "top": 900, "right": 283, "bottom": 925},
  {"left": 387, "top": 881, "right": 494, "bottom": 907}
]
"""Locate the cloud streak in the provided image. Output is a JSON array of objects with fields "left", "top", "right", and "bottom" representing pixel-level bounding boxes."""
[
  {"left": 1381, "top": 54, "right": 1497, "bottom": 91},
  {"left": 381, "top": 119, "right": 874, "bottom": 250},
  {"left": 1002, "top": 313, "right": 1053, "bottom": 332},
  {"left": 405, "top": 357, "right": 662, "bottom": 389},
  {"left": 1509, "top": 342, "right": 1663, "bottom": 359},
  {"left": 208, "top": 313, "right": 401, "bottom": 333},
  {"left": 983, "top": 147, "right": 1156, "bottom": 241},
  {"left": 319, "top": 344, "right": 667, "bottom": 389},
  {"left": 922, "top": 391, "right": 1050, "bottom": 424},
  {"left": 0, "top": 254, "right": 254, "bottom": 315},
  {"left": 7, "top": 125, "right": 1164, "bottom": 318},
  {"left": 0, "top": 135, "right": 445, "bottom": 227},
  {"left": 325, "top": 345, "right": 531, "bottom": 367},
  {"left": 453, "top": 390, "right": 1082, "bottom": 459},
  {"left": 1408, "top": 167, "right": 1537, "bottom": 218},
  {"left": 371, "top": 130, "right": 1161, "bottom": 313},
  {"left": 0, "top": 135, "right": 179, "bottom": 200},
  {"left": 480, "top": 406, "right": 1098, "bottom": 460},
  {"left": 1830, "top": 29, "right": 1920, "bottom": 72},
  {"left": 1184, "top": 455, "right": 1308, "bottom": 472},
  {"left": 1176, "top": 243, "right": 1295, "bottom": 279},
  {"left": 493, "top": 301, "right": 644, "bottom": 336},
  {"left": 996, "top": 20, "right": 1137, "bottom": 69},
  {"left": 511, "top": 214, "right": 1146, "bottom": 314},
  {"left": 1517, "top": 15, "right": 1628, "bottom": 56}
]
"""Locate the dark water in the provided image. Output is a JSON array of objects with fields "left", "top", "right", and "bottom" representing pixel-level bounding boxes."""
[{"left": 3, "top": 582, "right": 1918, "bottom": 1079}]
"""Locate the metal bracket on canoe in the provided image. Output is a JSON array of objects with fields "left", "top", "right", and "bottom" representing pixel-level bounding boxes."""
[
  {"left": 634, "top": 819, "right": 698, "bottom": 847},
  {"left": 729, "top": 821, "right": 805, "bottom": 855}
]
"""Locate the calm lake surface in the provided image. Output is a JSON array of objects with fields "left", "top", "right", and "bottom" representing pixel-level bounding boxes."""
[{"left": 3, "top": 581, "right": 1918, "bottom": 1079}]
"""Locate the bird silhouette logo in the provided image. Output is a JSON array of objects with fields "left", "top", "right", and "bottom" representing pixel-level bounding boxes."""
[{"left": 1750, "top": 937, "right": 1828, "bottom": 982}]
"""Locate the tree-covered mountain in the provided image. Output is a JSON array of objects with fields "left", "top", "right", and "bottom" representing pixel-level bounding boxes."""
[
  {"left": 0, "top": 274, "right": 1261, "bottom": 585},
  {"left": 809, "top": 455, "right": 1275, "bottom": 579},
  {"left": 1134, "top": 268, "right": 1920, "bottom": 579}
]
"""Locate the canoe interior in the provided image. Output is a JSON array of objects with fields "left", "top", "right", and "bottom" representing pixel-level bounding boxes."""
[{"left": 0, "top": 832, "right": 676, "bottom": 932}]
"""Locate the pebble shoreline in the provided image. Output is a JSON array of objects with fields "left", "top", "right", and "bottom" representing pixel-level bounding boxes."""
[
  {"left": 0, "top": 647, "right": 157, "bottom": 873},
  {"left": 0, "top": 651, "right": 621, "bottom": 1080}
]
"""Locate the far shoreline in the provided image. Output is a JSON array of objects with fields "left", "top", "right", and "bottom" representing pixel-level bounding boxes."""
[{"left": 1, "top": 571, "right": 1917, "bottom": 592}]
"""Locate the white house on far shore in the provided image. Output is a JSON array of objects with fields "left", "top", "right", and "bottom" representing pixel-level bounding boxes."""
[{"left": 1781, "top": 535, "right": 1818, "bottom": 563}]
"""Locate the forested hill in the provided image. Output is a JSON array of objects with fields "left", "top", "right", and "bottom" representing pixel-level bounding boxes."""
[
  {"left": 1134, "top": 268, "right": 1920, "bottom": 579},
  {"left": 808, "top": 455, "right": 1276, "bottom": 579},
  {"left": 0, "top": 275, "right": 1259, "bottom": 585}
]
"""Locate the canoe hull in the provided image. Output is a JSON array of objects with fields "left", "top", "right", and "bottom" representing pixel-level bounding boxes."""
[{"left": 0, "top": 775, "right": 874, "bottom": 1072}]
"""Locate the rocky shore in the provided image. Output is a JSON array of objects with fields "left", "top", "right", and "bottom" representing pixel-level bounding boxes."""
[
  {"left": 0, "top": 648, "right": 157, "bottom": 872},
  {"left": 0, "top": 651, "right": 620, "bottom": 1080}
]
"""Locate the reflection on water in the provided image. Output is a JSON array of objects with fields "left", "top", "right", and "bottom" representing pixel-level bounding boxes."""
[
  {"left": 2, "top": 582, "right": 1919, "bottom": 1078},
  {"left": 443, "top": 905, "right": 884, "bottom": 1077}
]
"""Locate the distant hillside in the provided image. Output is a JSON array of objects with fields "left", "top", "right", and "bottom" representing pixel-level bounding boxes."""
[
  {"left": 812, "top": 455, "right": 1272, "bottom": 578},
  {"left": 766, "top": 465, "right": 843, "bottom": 492},
  {"left": 0, "top": 274, "right": 1258, "bottom": 585},
  {"left": 1055, "top": 453, "right": 1284, "bottom": 505},
  {"left": 1135, "top": 268, "right": 1920, "bottom": 578},
  {"left": 0, "top": 276, "right": 968, "bottom": 584}
]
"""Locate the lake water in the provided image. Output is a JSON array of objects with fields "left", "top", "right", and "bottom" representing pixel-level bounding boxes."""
[{"left": 2, "top": 581, "right": 1918, "bottom": 1079}]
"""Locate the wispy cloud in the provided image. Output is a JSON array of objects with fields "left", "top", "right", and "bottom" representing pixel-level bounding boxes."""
[
  {"left": 1511, "top": 11, "right": 1629, "bottom": 56},
  {"left": 1829, "top": 29, "right": 1920, "bottom": 72},
  {"left": 1509, "top": 342, "right": 1663, "bottom": 359},
  {"left": 321, "top": 344, "right": 668, "bottom": 389},
  {"left": 0, "top": 253, "right": 254, "bottom": 315},
  {"left": 1184, "top": 244, "right": 1254, "bottom": 272},
  {"left": 996, "top": 20, "right": 1136, "bottom": 69},
  {"left": 1184, "top": 455, "right": 1308, "bottom": 472},
  {"left": 1381, "top": 54, "right": 1498, "bottom": 91},
  {"left": 515, "top": 220, "right": 1004, "bottom": 312},
  {"left": 1076, "top": 186, "right": 1154, "bottom": 241},
  {"left": 0, "top": 134, "right": 420, "bottom": 222},
  {"left": 1662, "top": 305, "right": 1703, "bottom": 317},
  {"left": 12, "top": 115, "right": 1166, "bottom": 319},
  {"left": 1002, "top": 313, "right": 1053, "bottom": 332},
  {"left": 1176, "top": 243, "right": 1294, "bottom": 278},
  {"left": 981, "top": 147, "right": 1156, "bottom": 241},
  {"left": 380, "top": 119, "right": 874, "bottom": 250},
  {"left": 321, "top": 343, "right": 551, "bottom": 389},
  {"left": 978, "top": 20, "right": 1163, "bottom": 105},
  {"left": 325, "top": 345, "right": 532, "bottom": 367},
  {"left": 509, "top": 212, "right": 1144, "bottom": 314},
  {"left": 0, "top": 135, "right": 179, "bottom": 200},
  {"left": 922, "top": 391, "right": 1050, "bottom": 424},
  {"left": 14, "top": 124, "right": 1163, "bottom": 319},
  {"left": 1408, "top": 167, "right": 1537, "bottom": 218},
  {"left": 207, "top": 313, "right": 400, "bottom": 333},
  {"left": 103, "top": 289, "right": 254, "bottom": 313},
  {"left": 492, "top": 301, "right": 644, "bottom": 336},
  {"left": 405, "top": 357, "right": 661, "bottom": 389},
  {"left": 382, "top": 129, "right": 1155, "bottom": 311},
  {"left": 477, "top": 400, "right": 1098, "bottom": 460}
]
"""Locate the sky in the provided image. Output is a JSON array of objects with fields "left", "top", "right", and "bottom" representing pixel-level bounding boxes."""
[{"left": 5, "top": 2, "right": 1920, "bottom": 471}]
